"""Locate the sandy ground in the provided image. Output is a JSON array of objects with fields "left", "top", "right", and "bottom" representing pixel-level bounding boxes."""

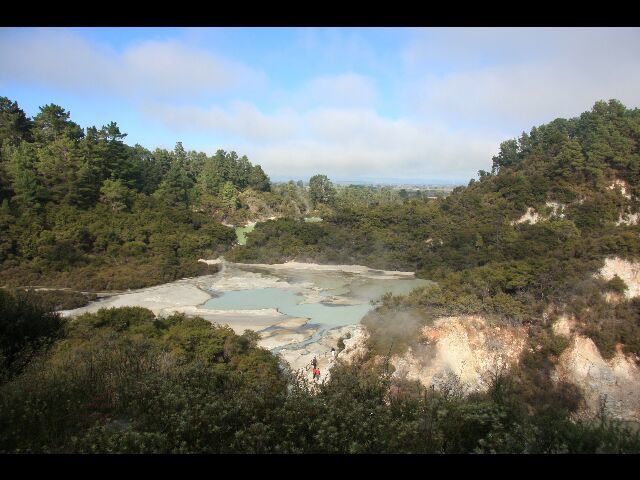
[
  {"left": 259, "top": 330, "right": 316, "bottom": 350},
  {"left": 210, "top": 269, "right": 305, "bottom": 292},
  {"left": 163, "top": 306, "right": 289, "bottom": 334},
  {"left": 59, "top": 275, "right": 294, "bottom": 335},
  {"left": 229, "top": 260, "right": 416, "bottom": 278},
  {"left": 198, "top": 258, "right": 223, "bottom": 265},
  {"left": 59, "top": 282, "right": 212, "bottom": 318}
]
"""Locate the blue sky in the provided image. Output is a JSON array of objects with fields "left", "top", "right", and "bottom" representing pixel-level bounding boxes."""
[{"left": 1, "top": 27, "right": 640, "bottom": 183}]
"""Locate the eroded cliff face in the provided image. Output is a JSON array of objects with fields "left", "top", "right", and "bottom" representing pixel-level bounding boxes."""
[
  {"left": 389, "top": 316, "right": 527, "bottom": 394},
  {"left": 510, "top": 202, "right": 567, "bottom": 225},
  {"left": 338, "top": 325, "right": 369, "bottom": 364},
  {"left": 599, "top": 257, "right": 640, "bottom": 299},
  {"left": 337, "top": 253, "right": 640, "bottom": 419},
  {"left": 512, "top": 207, "right": 542, "bottom": 225},
  {"left": 340, "top": 311, "right": 640, "bottom": 422},
  {"left": 553, "top": 335, "right": 640, "bottom": 422},
  {"left": 608, "top": 179, "right": 632, "bottom": 199},
  {"left": 607, "top": 179, "right": 639, "bottom": 225}
]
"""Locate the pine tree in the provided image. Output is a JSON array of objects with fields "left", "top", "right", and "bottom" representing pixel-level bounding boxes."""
[
  {"left": 5, "top": 143, "right": 45, "bottom": 209},
  {"left": 248, "top": 164, "right": 271, "bottom": 192},
  {"left": 154, "top": 160, "right": 194, "bottom": 209},
  {"left": 220, "top": 181, "right": 239, "bottom": 211},
  {"left": 0, "top": 97, "right": 33, "bottom": 146},
  {"left": 33, "top": 104, "right": 83, "bottom": 144}
]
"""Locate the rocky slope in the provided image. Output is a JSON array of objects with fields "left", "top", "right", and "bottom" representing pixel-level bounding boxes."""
[
  {"left": 553, "top": 334, "right": 640, "bottom": 422},
  {"left": 340, "top": 312, "right": 640, "bottom": 422},
  {"left": 389, "top": 316, "right": 527, "bottom": 394},
  {"left": 599, "top": 257, "right": 640, "bottom": 299}
]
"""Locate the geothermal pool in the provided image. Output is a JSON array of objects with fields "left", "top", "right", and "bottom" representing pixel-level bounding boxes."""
[{"left": 61, "top": 260, "right": 431, "bottom": 370}]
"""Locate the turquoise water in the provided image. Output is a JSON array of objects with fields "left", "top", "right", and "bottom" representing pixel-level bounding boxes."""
[
  {"left": 235, "top": 225, "right": 255, "bottom": 245},
  {"left": 203, "top": 287, "right": 373, "bottom": 328},
  {"left": 202, "top": 267, "right": 432, "bottom": 352}
]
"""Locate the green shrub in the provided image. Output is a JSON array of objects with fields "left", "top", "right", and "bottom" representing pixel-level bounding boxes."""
[
  {"left": 606, "top": 274, "right": 628, "bottom": 294},
  {"left": 0, "top": 289, "right": 65, "bottom": 380}
]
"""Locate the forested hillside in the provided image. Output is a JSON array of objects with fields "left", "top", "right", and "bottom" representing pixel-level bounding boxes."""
[
  {"left": 2, "top": 99, "right": 640, "bottom": 453},
  {"left": 0, "top": 96, "right": 453, "bottom": 302},
  {"left": 232, "top": 100, "right": 640, "bottom": 358},
  {"left": 0, "top": 97, "right": 275, "bottom": 293}
]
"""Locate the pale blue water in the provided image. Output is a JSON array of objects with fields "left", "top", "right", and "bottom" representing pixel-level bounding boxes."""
[
  {"left": 202, "top": 266, "right": 431, "bottom": 352},
  {"left": 203, "top": 287, "right": 373, "bottom": 328},
  {"left": 235, "top": 225, "right": 255, "bottom": 245}
]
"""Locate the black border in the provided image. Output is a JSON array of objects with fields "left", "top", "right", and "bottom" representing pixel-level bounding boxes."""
[
  {"left": 0, "top": 452, "right": 636, "bottom": 474},
  {"left": 1, "top": 0, "right": 638, "bottom": 469},
  {"left": 1, "top": 2, "right": 638, "bottom": 27}
]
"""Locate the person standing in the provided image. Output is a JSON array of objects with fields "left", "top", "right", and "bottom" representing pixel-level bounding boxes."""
[{"left": 331, "top": 347, "right": 336, "bottom": 360}]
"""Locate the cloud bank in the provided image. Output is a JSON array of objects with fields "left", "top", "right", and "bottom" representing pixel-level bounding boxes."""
[
  {"left": 2, "top": 27, "right": 639, "bottom": 182},
  {"left": 0, "top": 29, "right": 262, "bottom": 99}
]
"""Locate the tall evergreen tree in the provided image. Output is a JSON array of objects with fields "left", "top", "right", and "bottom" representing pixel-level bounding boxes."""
[
  {"left": 154, "top": 158, "right": 194, "bottom": 209},
  {"left": 97, "top": 121, "right": 129, "bottom": 183},
  {"left": 5, "top": 143, "right": 45, "bottom": 209},
  {"left": 220, "top": 181, "right": 239, "bottom": 211},
  {"left": 36, "top": 137, "right": 85, "bottom": 205},
  {"left": 248, "top": 164, "right": 271, "bottom": 192},
  {"left": 196, "top": 158, "right": 223, "bottom": 196},
  {"left": 33, "top": 104, "right": 83, "bottom": 144},
  {"left": 0, "top": 97, "right": 33, "bottom": 146}
]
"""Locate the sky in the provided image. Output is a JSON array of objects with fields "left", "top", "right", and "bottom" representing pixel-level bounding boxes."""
[{"left": 1, "top": 27, "right": 640, "bottom": 184}]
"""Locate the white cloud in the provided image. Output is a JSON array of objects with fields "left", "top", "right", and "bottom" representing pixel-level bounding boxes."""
[
  {"left": 140, "top": 101, "right": 298, "bottom": 142},
  {"left": 241, "top": 124, "right": 499, "bottom": 181},
  {"left": 4, "top": 27, "right": 639, "bottom": 183},
  {"left": 148, "top": 101, "right": 501, "bottom": 180},
  {"left": 0, "top": 28, "right": 262, "bottom": 99},
  {"left": 403, "top": 28, "right": 640, "bottom": 129},
  {"left": 0, "top": 28, "right": 116, "bottom": 92},
  {"left": 301, "top": 73, "right": 377, "bottom": 108},
  {"left": 414, "top": 60, "right": 640, "bottom": 130},
  {"left": 121, "top": 39, "right": 258, "bottom": 96}
]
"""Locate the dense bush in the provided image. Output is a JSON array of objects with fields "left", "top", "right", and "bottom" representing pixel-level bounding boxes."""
[
  {"left": 0, "top": 289, "right": 65, "bottom": 381},
  {"left": 0, "top": 307, "right": 286, "bottom": 453},
  {"left": 2, "top": 305, "right": 638, "bottom": 453}
]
